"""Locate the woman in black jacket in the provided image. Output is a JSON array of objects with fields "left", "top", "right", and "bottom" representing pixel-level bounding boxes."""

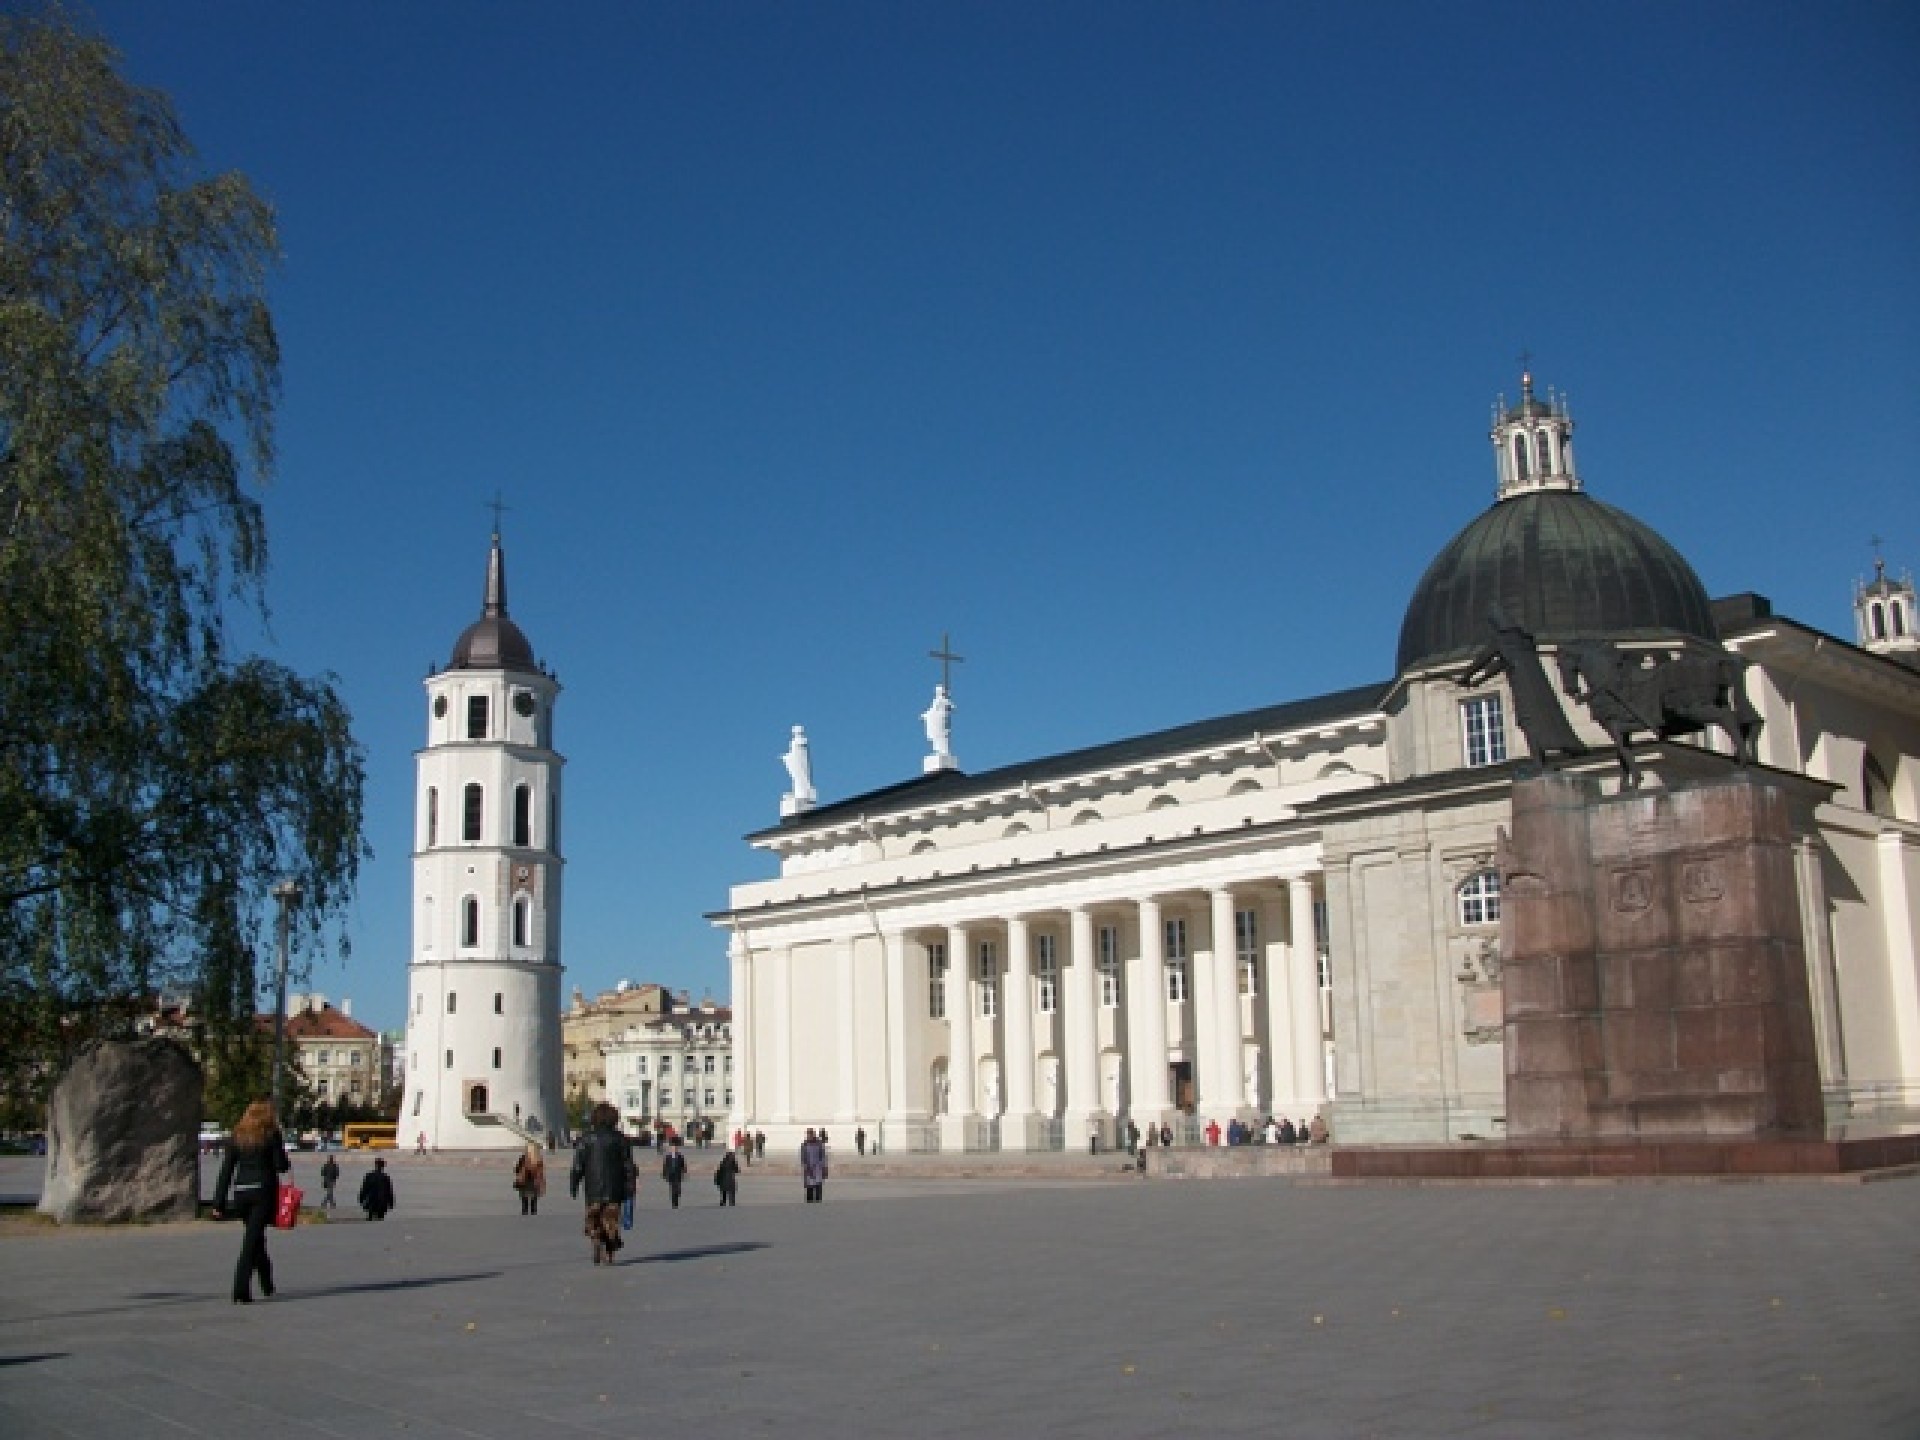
[{"left": 213, "top": 1099, "right": 291, "bottom": 1304}]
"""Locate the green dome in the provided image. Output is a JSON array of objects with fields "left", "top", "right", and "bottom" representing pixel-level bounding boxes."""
[{"left": 1396, "top": 490, "right": 1718, "bottom": 675}]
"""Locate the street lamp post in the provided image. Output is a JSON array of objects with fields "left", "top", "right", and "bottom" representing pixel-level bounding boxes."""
[{"left": 269, "top": 879, "right": 303, "bottom": 1119}]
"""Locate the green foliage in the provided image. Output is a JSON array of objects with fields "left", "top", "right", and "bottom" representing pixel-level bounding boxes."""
[{"left": 0, "top": 14, "right": 367, "bottom": 1113}]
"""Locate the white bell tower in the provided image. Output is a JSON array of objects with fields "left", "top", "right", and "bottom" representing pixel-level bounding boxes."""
[{"left": 403, "top": 528, "right": 565, "bottom": 1150}]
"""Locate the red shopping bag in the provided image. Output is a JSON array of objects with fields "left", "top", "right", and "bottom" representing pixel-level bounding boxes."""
[{"left": 273, "top": 1184, "right": 303, "bottom": 1229}]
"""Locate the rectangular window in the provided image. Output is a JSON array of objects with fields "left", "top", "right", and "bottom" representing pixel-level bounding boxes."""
[
  {"left": 659, "top": 1056, "right": 672, "bottom": 1075},
  {"left": 1098, "top": 926, "right": 1120, "bottom": 1008},
  {"left": 317, "top": 1078, "right": 329, "bottom": 1097},
  {"left": 1463, "top": 694, "right": 1508, "bottom": 768},
  {"left": 1236, "top": 909, "right": 1260, "bottom": 996},
  {"left": 683, "top": 1054, "right": 697, "bottom": 1073},
  {"left": 317, "top": 1049, "right": 331, "bottom": 1066},
  {"left": 928, "top": 941, "right": 947, "bottom": 1020},
  {"left": 494, "top": 993, "right": 503, "bottom": 1015},
  {"left": 467, "top": 695, "right": 488, "bottom": 739},
  {"left": 703, "top": 1089, "right": 715, "bottom": 1108},
  {"left": 1314, "top": 897, "right": 1331, "bottom": 990},
  {"left": 682, "top": 1087, "right": 694, "bottom": 1107},
  {"left": 514, "top": 785, "right": 531, "bottom": 848},
  {"left": 351, "top": 1051, "right": 363, "bottom": 1066},
  {"left": 978, "top": 942, "right": 998, "bottom": 1019},
  {"left": 1036, "top": 934, "right": 1058, "bottom": 1015},
  {"left": 1165, "top": 918, "right": 1189, "bottom": 1004},
  {"left": 463, "top": 783, "right": 483, "bottom": 842},
  {"left": 703, "top": 1055, "right": 715, "bottom": 1074},
  {"left": 350, "top": 1077, "right": 362, "bottom": 1095},
  {"left": 426, "top": 788, "right": 438, "bottom": 847}
]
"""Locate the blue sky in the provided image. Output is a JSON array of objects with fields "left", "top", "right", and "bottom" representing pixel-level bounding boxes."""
[{"left": 73, "top": 2, "right": 1918, "bottom": 1033}]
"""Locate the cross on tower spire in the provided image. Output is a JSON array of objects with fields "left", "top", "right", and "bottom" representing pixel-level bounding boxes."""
[{"left": 487, "top": 491, "right": 511, "bottom": 537}]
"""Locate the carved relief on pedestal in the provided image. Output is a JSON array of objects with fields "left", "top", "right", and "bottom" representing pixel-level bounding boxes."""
[{"left": 1681, "top": 860, "right": 1723, "bottom": 904}]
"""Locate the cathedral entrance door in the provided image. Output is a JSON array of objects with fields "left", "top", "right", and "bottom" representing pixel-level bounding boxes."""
[{"left": 1170, "top": 1061, "right": 1195, "bottom": 1113}]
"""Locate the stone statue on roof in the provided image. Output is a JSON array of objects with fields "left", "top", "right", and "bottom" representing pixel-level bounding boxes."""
[{"left": 780, "top": 725, "right": 815, "bottom": 816}]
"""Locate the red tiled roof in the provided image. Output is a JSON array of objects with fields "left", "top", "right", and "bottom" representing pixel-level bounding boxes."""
[{"left": 258, "top": 1006, "right": 379, "bottom": 1042}]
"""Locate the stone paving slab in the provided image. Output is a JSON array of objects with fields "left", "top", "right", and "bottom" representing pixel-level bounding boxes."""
[{"left": 1, "top": 1154, "right": 1916, "bottom": 1437}]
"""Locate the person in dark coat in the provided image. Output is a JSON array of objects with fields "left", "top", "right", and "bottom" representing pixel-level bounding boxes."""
[
  {"left": 319, "top": 1154, "right": 340, "bottom": 1209},
  {"left": 569, "top": 1102, "right": 637, "bottom": 1265},
  {"left": 359, "top": 1157, "right": 395, "bottom": 1220},
  {"left": 714, "top": 1148, "right": 740, "bottom": 1206},
  {"left": 799, "top": 1128, "right": 829, "bottom": 1203},
  {"left": 213, "top": 1098, "right": 290, "bottom": 1304},
  {"left": 661, "top": 1137, "right": 687, "bottom": 1209}
]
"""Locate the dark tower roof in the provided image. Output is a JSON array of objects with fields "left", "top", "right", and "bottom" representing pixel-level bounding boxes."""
[
  {"left": 1396, "top": 489, "right": 1718, "bottom": 674},
  {"left": 449, "top": 531, "right": 538, "bottom": 672}
]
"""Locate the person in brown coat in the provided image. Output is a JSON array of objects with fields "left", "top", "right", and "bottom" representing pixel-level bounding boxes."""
[{"left": 513, "top": 1142, "right": 547, "bottom": 1216}]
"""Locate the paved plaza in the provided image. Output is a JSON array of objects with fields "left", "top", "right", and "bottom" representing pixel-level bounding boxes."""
[{"left": 1, "top": 1151, "right": 1916, "bottom": 1438}]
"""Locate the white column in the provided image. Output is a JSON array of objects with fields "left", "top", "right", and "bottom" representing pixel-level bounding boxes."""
[
  {"left": 1287, "top": 877, "right": 1324, "bottom": 1111},
  {"left": 1210, "top": 887, "right": 1247, "bottom": 1117},
  {"left": 1063, "top": 907, "right": 1104, "bottom": 1144},
  {"left": 883, "top": 930, "right": 925, "bottom": 1132},
  {"left": 1130, "top": 897, "right": 1172, "bottom": 1121},
  {"left": 728, "top": 931, "right": 753, "bottom": 1133},
  {"left": 771, "top": 945, "right": 795, "bottom": 1124},
  {"left": 1191, "top": 901, "right": 1221, "bottom": 1122},
  {"left": 1878, "top": 832, "right": 1920, "bottom": 1092},
  {"left": 1261, "top": 893, "right": 1293, "bottom": 1119},
  {"left": 1003, "top": 916, "right": 1039, "bottom": 1150},
  {"left": 834, "top": 937, "right": 857, "bottom": 1126},
  {"left": 939, "top": 924, "right": 976, "bottom": 1151}
]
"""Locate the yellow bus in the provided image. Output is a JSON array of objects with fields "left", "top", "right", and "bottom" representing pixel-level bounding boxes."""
[{"left": 342, "top": 1122, "right": 398, "bottom": 1150}]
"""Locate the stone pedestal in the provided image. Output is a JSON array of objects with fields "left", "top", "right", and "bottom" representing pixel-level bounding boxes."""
[{"left": 1501, "top": 772, "right": 1823, "bottom": 1140}]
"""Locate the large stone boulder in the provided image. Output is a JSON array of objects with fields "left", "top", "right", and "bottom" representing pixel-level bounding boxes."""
[{"left": 39, "top": 1038, "right": 204, "bottom": 1224}]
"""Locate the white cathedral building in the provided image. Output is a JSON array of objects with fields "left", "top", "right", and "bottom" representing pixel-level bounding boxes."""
[
  {"left": 714, "top": 374, "right": 1920, "bottom": 1151},
  {"left": 402, "top": 531, "right": 566, "bottom": 1150}
]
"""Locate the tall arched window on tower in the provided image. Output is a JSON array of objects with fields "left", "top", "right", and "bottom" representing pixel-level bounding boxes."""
[
  {"left": 1534, "top": 431, "right": 1551, "bottom": 475},
  {"left": 462, "top": 896, "right": 479, "bottom": 948},
  {"left": 467, "top": 695, "right": 488, "bottom": 739},
  {"left": 514, "top": 785, "right": 531, "bottom": 847},
  {"left": 513, "top": 896, "right": 530, "bottom": 947},
  {"left": 463, "top": 783, "right": 483, "bottom": 842},
  {"left": 426, "top": 787, "right": 438, "bottom": 846},
  {"left": 1872, "top": 602, "right": 1887, "bottom": 640},
  {"left": 1512, "top": 434, "right": 1529, "bottom": 480}
]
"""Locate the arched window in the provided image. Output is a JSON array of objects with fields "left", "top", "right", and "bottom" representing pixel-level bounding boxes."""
[
  {"left": 1512, "top": 434, "right": 1529, "bottom": 479},
  {"left": 514, "top": 784, "right": 531, "bottom": 847},
  {"left": 1872, "top": 602, "right": 1887, "bottom": 640},
  {"left": 1148, "top": 795, "right": 1180, "bottom": 811},
  {"left": 462, "top": 896, "right": 479, "bottom": 948},
  {"left": 513, "top": 896, "right": 530, "bottom": 947},
  {"left": 1895, "top": 605, "right": 1908, "bottom": 638},
  {"left": 463, "top": 783, "right": 483, "bottom": 843},
  {"left": 426, "top": 787, "right": 438, "bottom": 846},
  {"left": 1458, "top": 870, "right": 1501, "bottom": 926},
  {"left": 494, "top": 992, "right": 503, "bottom": 1014},
  {"left": 446, "top": 991, "right": 457, "bottom": 1014},
  {"left": 467, "top": 695, "right": 488, "bottom": 739},
  {"left": 1534, "top": 431, "right": 1551, "bottom": 474},
  {"left": 492, "top": 1048, "right": 502, "bottom": 1070}
]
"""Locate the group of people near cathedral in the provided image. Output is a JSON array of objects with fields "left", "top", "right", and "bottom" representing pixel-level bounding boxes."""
[{"left": 1203, "top": 1115, "right": 1329, "bottom": 1146}]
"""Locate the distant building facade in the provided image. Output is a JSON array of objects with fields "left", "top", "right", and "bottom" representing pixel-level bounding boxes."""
[
  {"left": 600, "top": 999, "right": 733, "bottom": 1137},
  {"left": 283, "top": 994, "right": 382, "bottom": 1110},
  {"left": 560, "top": 981, "right": 673, "bottom": 1105}
]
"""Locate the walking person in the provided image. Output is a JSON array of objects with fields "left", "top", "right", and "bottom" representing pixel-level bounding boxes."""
[
  {"left": 569, "top": 1102, "right": 637, "bottom": 1266},
  {"left": 661, "top": 1136, "right": 687, "bottom": 1209},
  {"left": 319, "top": 1153, "right": 340, "bottom": 1210},
  {"left": 212, "top": 1098, "right": 290, "bottom": 1304},
  {"left": 714, "top": 1148, "right": 740, "bottom": 1206},
  {"left": 513, "top": 1142, "right": 547, "bottom": 1216},
  {"left": 800, "top": 1127, "right": 829, "bottom": 1204},
  {"left": 359, "top": 1157, "right": 395, "bottom": 1220},
  {"left": 754, "top": 1130, "right": 766, "bottom": 1162}
]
